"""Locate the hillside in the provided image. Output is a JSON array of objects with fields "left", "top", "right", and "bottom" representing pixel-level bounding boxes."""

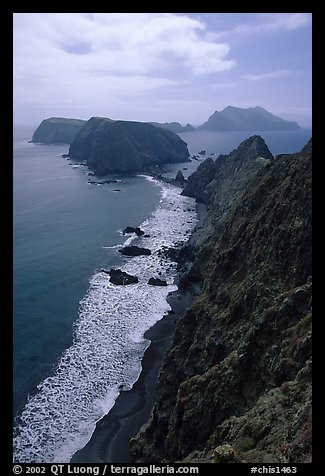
[
  {"left": 31, "top": 117, "right": 86, "bottom": 144},
  {"left": 199, "top": 106, "right": 300, "bottom": 131},
  {"left": 68, "top": 117, "right": 190, "bottom": 175},
  {"left": 130, "top": 136, "right": 312, "bottom": 463}
]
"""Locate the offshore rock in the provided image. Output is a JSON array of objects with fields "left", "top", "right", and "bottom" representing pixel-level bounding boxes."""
[
  {"left": 118, "top": 246, "right": 151, "bottom": 256},
  {"left": 102, "top": 269, "right": 139, "bottom": 285}
]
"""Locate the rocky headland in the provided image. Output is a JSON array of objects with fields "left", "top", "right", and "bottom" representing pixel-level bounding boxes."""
[
  {"left": 31, "top": 117, "right": 86, "bottom": 144},
  {"left": 130, "top": 135, "right": 312, "bottom": 463},
  {"left": 118, "top": 246, "right": 152, "bottom": 257}
]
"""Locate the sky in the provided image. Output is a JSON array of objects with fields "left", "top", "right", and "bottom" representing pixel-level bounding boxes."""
[{"left": 13, "top": 13, "right": 312, "bottom": 127}]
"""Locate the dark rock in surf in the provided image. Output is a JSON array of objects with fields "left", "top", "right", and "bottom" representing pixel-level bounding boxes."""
[
  {"left": 118, "top": 246, "right": 151, "bottom": 256},
  {"left": 123, "top": 227, "right": 145, "bottom": 236},
  {"left": 148, "top": 277, "right": 168, "bottom": 286},
  {"left": 101, "top": 268, "right": 139, "bottom": 285}
]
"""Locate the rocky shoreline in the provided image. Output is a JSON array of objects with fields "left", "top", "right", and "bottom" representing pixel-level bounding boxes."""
[
  {"left": 130, "top": 137, "right": 312, "bottom": 464},
  {"left": 72, "top": 136, "right": 311, "bottom": 464},
  {"left": 70, "top": 201, "right": 205, "bottom": 463},
  {"left": 70, "top": 288, "right": 196, "bottom": 463}
]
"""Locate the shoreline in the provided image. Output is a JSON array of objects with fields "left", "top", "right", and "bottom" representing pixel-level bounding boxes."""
[
  {"left": 70, "top": 288, "right": 195, "bottom": 463},
  {"left": 71, "top": 201, "right": 206, "bottom": 463}
]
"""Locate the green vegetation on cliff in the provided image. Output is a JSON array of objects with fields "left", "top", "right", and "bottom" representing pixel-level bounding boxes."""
[
  {"left": 130, "top": 136, "right": 312, "bottom": 463},
  {"left": 31, "top": 117, "right": 86, "bottom": 144},
  {"left": 68, "top": 117, "right": 190, "bottom": 175}
]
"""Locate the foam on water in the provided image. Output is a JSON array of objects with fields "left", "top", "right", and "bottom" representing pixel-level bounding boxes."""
[{"left": 13, "top": 178, "right": 197, "bottom": 463}]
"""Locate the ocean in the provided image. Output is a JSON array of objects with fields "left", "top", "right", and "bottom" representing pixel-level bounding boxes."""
[{"left": 13, "top": 125, "right": 312, "bottom": 463}]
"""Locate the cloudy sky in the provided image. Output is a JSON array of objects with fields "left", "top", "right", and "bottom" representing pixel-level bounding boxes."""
[{"left": 13, "top": 13, "right": 312, "bottom": 127}]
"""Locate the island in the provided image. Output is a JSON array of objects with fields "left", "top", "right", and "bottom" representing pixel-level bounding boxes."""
[
  {"left": 148, "top": 122, "right": 196, "bottom": 133},
  {"left": 199, "top": 106, "right": 300, "bottom": 131},
  {"left": 30, "top": 117, "right": 87, "bottom": 144}
]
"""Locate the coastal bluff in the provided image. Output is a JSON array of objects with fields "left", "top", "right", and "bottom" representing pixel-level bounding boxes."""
[
  {"left": 68, "top": 117, "right": 190, "bottom": 175},
  {"left": 31, "top": 117, "right": 86, "bottom": 144},
  {"left": 130, "top": 136, "right": 312, "bottom": 463}
]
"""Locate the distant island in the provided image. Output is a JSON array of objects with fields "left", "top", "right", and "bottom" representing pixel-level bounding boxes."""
[
  {"left": 30, "top": 107, "right": 301, "bottom": 175},
  {"left": 199, "top": 106, "right": 300, "bottom": 131},
  {"left": 31, "top": 117, "right": 86, "bottom": 144},
  {"left": 68, "top": 117, "right": 190, "bottom": 175},
  {"left": 31, "top": 106, "right": 300, "bottom": 149},
  {"left": 148, "top": 122, "right": 196, "bottom": 133}
]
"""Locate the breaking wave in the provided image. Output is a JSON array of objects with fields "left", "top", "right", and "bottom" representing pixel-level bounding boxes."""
[{"left": 13, "top": 178, "right": 197, "bottom": 463}]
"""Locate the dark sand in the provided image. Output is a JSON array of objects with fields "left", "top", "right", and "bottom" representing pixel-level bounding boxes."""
[
  {"left": 71, "top": 289, "right": 195, "bottom": 463},
  {"left": 71, "top": 202, "right": 206, "bottom": 463}
]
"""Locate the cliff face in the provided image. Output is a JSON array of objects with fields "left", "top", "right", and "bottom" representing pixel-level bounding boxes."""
[
  {"left": 199, "top": 106, "right": 300, "bottom": 131},
  {"left": 68, "top": 117, "right": 190, "bottom": 175},
  {"left": 130, "top": 137, "right": 312, "bottom": 463},
  {"left": 182, "top": 135, "right": 273, "bottom": 205},
  {"left": 31, "top": 117, "right": 86, "bottom": 144}
]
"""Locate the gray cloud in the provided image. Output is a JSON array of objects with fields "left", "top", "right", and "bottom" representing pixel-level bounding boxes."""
[{"left": 13, "top": 13, "right": 312, "bottom": 126}]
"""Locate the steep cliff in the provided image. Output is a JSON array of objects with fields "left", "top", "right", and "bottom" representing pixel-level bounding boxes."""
[
  {"left": 199, "top": 106, "right": 300, "bottom": 131},
  {"left": 31, "top": 117, "right": 86, "bottom": 144},
  {"left": 130, "top": 137, "right": 312, "bottom": 463},
  {"left": 68, "top": 117, "right": 190, "bottom": 175},
  {"left": 182, "top": 135, "right": 273, "bottom": 205}
]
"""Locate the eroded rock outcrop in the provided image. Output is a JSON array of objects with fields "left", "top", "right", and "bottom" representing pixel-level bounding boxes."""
[
  {"left": 123, "top": 227, "right": 145, "bottom": 236},
  {"left": 102, "top": 268, "right": 139, "bottom": 285},
  {"left": 148, "top": 278, "right": 168, "bottom": 286}
]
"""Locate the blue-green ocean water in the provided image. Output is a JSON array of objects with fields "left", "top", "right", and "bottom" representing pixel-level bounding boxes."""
[
  {"left": 13, "top": 126, "right": 197, "bottom": 462},
  {"left": 14, "top": 127, "right": 163, "bottom": 415},
  {"left": 13, "top": 125, "right": 311, "bottom": 463}
]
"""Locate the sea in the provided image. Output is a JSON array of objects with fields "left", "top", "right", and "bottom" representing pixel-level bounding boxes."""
[{"left": 13, "top": 125, "right": 312, "bottom": 463}]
